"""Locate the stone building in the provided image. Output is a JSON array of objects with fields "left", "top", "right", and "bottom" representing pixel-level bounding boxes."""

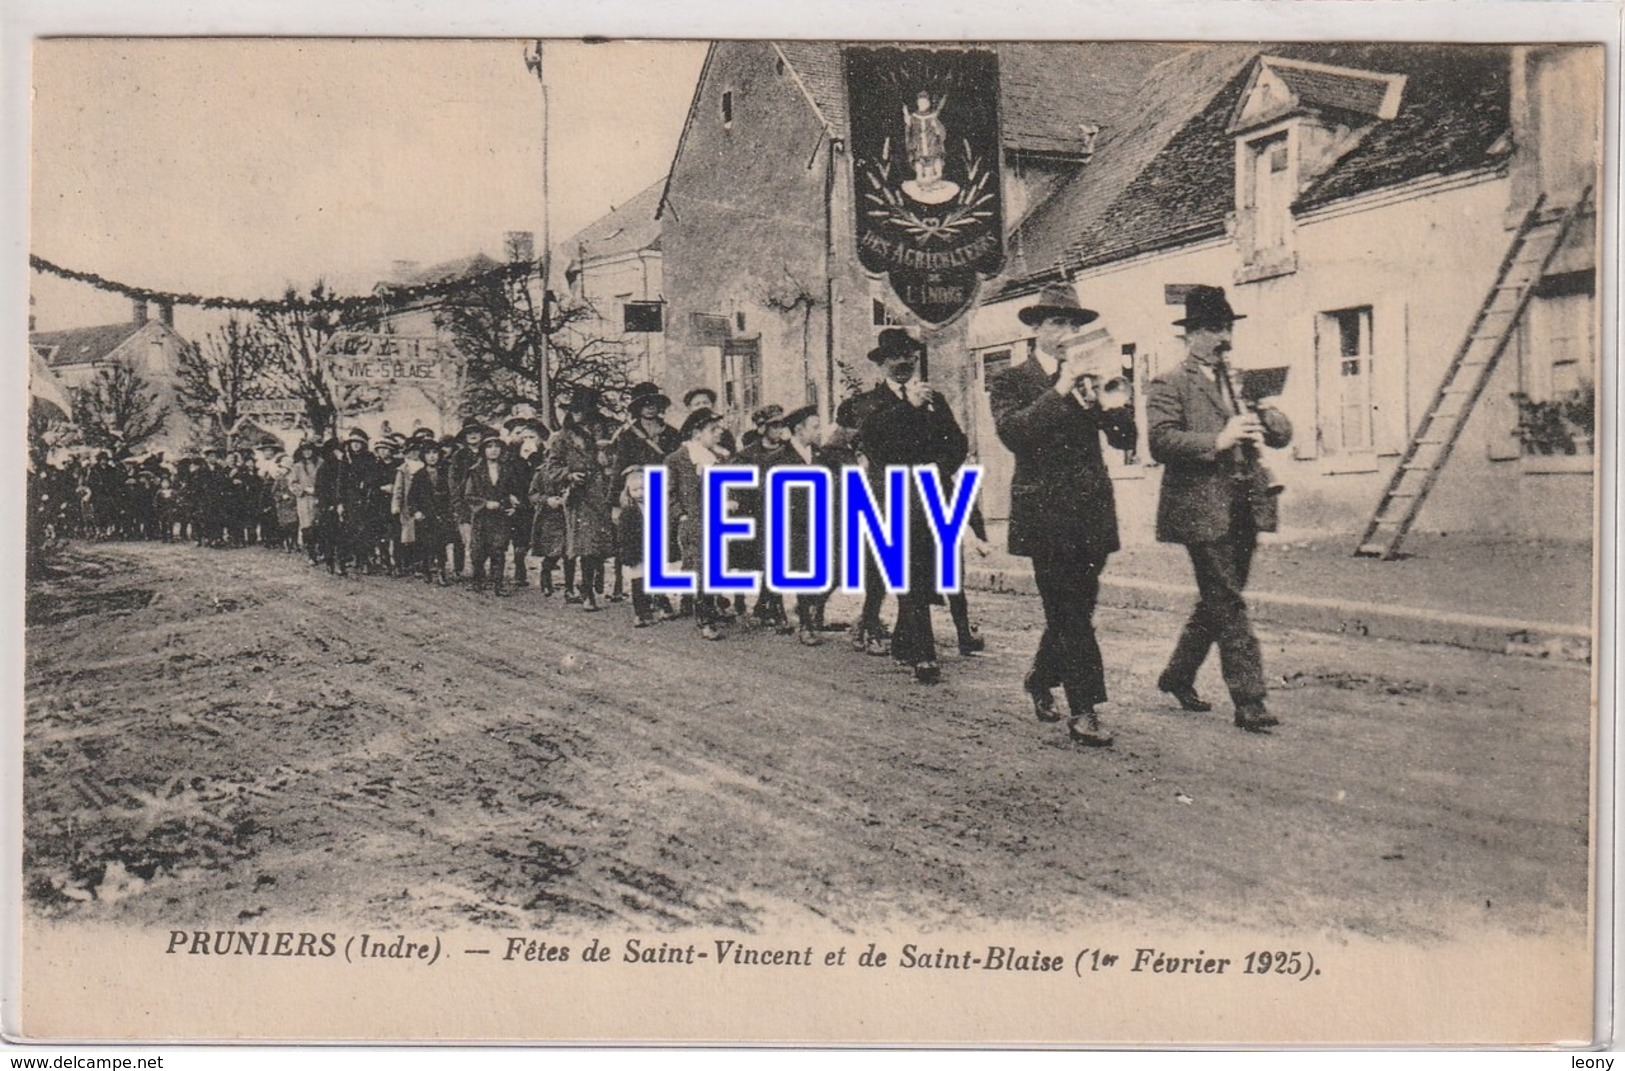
[
  {"left": 29, "top": 297, "right": 195, "bottom": 457},
  {"left": 558, "top": 181, "right": 666, "bottom": 386}
]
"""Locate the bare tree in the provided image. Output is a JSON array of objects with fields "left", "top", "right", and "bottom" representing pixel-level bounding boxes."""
[
  {"left": 176, "top": 316, "right": 265, "bottom": 449},
  {"left": 28, "top": 405, "right": 76, "bottom": 473},
  {"left": 71, "top": 359, "right": 170, "bottom": 458},
  {"left": 437, "top": 270, "right": 634, "bottom": 426},
  {"left": 254, "top": 282, "right": 383, "bottom": 440}
]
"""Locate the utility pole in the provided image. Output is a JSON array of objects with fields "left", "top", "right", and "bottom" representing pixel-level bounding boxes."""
[{"left": 524, "top": 39, "right": 553, "bottom": 427}]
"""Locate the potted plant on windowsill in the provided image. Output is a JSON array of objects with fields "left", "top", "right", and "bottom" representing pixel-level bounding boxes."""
[{"left": 1511, "top": 389, "right": 1594, "bottom": 456}]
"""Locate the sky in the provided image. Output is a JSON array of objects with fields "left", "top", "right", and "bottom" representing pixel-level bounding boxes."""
[{"left": 28, "top": 38, "right": 708, "bottom": 336}]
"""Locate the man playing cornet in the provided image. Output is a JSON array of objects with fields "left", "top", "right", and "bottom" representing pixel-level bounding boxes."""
[{"left": 990, "top": 284, "right": 1137, "bottom": 747}]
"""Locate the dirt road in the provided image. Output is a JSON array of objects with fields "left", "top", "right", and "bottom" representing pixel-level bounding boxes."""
[{"left": 22, "top": 541, "right": 1591, "bottom": 939}]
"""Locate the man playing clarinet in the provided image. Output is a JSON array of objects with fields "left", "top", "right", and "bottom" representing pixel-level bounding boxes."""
[{"left": 1147, "top": 285, "right": 1292, "bottom": 733}]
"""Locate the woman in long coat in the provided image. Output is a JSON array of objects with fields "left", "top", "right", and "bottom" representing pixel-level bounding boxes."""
[
  {"left": 540, "top": 403, "right": 614, "bottom": 609},
  {"left": 407, "top": 441, "right": 456, "bottom": 584},
  {"left": 287, "top": 442, "right": 321, "bottom": 562},
  {"left": 313, "top": 438, "right": 348, "bottom": 576},
  {"left": 528, "top": 459, "right": 568, "bottom": 597},
  {"left": 271, "top": 456, "right": 300, "bottom": 552}
]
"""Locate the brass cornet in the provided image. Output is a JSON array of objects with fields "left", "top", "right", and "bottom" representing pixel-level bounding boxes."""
[{"left": 1061, "top": 329, "right": 1129, "bottom": 407}]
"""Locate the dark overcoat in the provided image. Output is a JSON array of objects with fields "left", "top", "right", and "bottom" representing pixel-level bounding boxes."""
[
  {"left": 857, "top": 383, "right": 968, "bottom": 592},
  {"left": 610, "top": 421, "right": 682, "bottom": 499},
  {"left": 404, "top": 463, "right": 455, "bottom": 549},
  {"left": 463, "top": 457, "right": 526, "bottom": 522},
  {"left": 539, "top": 430, "right": 613, "bottom": 558},
  {"left": 1146, "top": 359, "right": 1292, "bottom": 545},
  {"left": 988, "top": 357, "right": 1137, "bottom": 560}
]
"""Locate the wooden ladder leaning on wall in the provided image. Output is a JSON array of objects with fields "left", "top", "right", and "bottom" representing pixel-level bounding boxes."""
[{"left": 1353, "top": 186, "right": 1593, "bottom": 560}]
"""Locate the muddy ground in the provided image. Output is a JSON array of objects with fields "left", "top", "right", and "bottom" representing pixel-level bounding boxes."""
[{"left": 22, "top": 540, "right": 1592, "bottom": 940}]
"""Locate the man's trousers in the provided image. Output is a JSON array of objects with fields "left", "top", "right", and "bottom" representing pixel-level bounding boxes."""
[{"left": 1029, "top": 550, "right": 1110, "bottom": 715}]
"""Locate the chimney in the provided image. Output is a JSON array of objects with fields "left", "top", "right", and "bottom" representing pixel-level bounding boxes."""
[
  {"left": 155, "top": 299, "right": 174, "bottom": 327},
  {"left": 505, "top": 231, "right": 535, "bottom": 263},
  {"left": 132, "top": 299, "right": 149, "bottom": 325}
]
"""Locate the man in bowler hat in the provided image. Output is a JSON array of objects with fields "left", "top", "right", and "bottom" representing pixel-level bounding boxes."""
[
  {"left": 855, "top": 327, "right": 968, "bottom": 684},
  {"left": 1147, "top": 285, "right": 1292, "bottom": 732},
  {"left": 989, "top": 283, "right": 1137, "bottom": 747},
  {"left": 833, "top": 327, "right": 923, "bottom": 656}
]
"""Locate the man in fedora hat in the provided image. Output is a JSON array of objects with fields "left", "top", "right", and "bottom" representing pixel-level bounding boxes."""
[
  {"left": 990, "top": 282, "right": 1137, "bottom": 747},
  {"left": 1148, "top": 284, "right": 1292, "bottom": 733},
  {"left": 854, "top": 327, "right": 968, "bottom": 685}
]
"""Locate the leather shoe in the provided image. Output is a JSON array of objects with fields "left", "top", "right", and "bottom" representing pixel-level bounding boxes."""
[
  {"left": 1158, "top": 678, "right": 1212, "bottom": 712},
  {"left": 1234, "top": 702, "right": 1279, "bottom": 731},
  {"left": 913, "top": 661, "right": 941, "bottom": 684},
  {"left": 1067, "top": 713, "right": 1114, "bottom": 748},
  {"left": 1024, "top": 672, "right": 1061, "bottom": 723},
  {"left": 958, "top": 633, "right": 986, "bottom": 656}
]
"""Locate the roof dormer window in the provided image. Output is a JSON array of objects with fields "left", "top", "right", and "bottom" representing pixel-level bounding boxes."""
[
  {"left": 1229, "top": 56, "right": 1405, "bottom": 137},
  {"left": 1229, "top": 56, "right": 1406, "bottom": 284}
]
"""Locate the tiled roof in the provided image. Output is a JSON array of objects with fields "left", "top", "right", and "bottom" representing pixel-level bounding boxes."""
[
  {"left": 29, "top": 322, "right": 144, "bottom": 368},
  {"left": 995, "top": 43, "right": 1259, "bottom": 294},
  {"left": 1294, "top": 43, "right": 1509, "bottom": 207},
  {"left": 775, "top": 41, "right": 1189, "bottom": 157},
  {"left": 1002, "top": 42, "right": 1511, "bottom": 288},
  {"left": 1270, "top": 62, "right": 1393, "bottom": 118},
  {"left": 560, "top": 180, "right": 664, "bottom": 266}
]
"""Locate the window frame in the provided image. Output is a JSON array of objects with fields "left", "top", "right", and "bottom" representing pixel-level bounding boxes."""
[{"left": 1316, "top": 304, "right": 1378, "bottom": 462}]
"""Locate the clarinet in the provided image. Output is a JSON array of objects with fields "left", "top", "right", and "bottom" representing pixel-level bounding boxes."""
[
  {"left": 1213, "top": 358, "right": 1254, "bottom": 466},
  {"left": 1214, "top": 358, "right": 1282, "bottom": 526}
]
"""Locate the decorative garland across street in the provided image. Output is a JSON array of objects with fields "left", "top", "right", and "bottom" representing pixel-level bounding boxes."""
[{"left": 29, "top": 254, "right": 539, "bottom": 314}]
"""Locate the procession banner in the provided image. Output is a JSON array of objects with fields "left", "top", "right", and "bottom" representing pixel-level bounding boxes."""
[
  {"left": 845, "top": 45, "right": 1005, "bottom": 326},
  {"left": 326, "top": 333, "right": 445, "bottom": 383}
]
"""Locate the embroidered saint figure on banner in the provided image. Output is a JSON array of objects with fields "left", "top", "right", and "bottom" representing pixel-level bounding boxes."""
[
  {"left": 902, "top": 92, "right": 958, "bottom": 204},
  {"left": 846, "top": 47, "right": 1004, "bottom": 326}
]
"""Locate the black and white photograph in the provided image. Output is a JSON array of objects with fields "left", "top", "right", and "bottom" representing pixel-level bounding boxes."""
[{"left": 10, "top": 16, "right": 1614, "bottom": 1047}]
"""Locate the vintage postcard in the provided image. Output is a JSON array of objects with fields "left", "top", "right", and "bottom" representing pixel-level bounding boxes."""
[{"left": 10, "top": 18, "right": 1614, "bottom": 1047}]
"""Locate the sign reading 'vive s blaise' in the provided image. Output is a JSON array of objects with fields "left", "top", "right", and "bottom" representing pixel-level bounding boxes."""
[{"left": 845, "top": 46, "right": 1005, "bottom": 326}]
